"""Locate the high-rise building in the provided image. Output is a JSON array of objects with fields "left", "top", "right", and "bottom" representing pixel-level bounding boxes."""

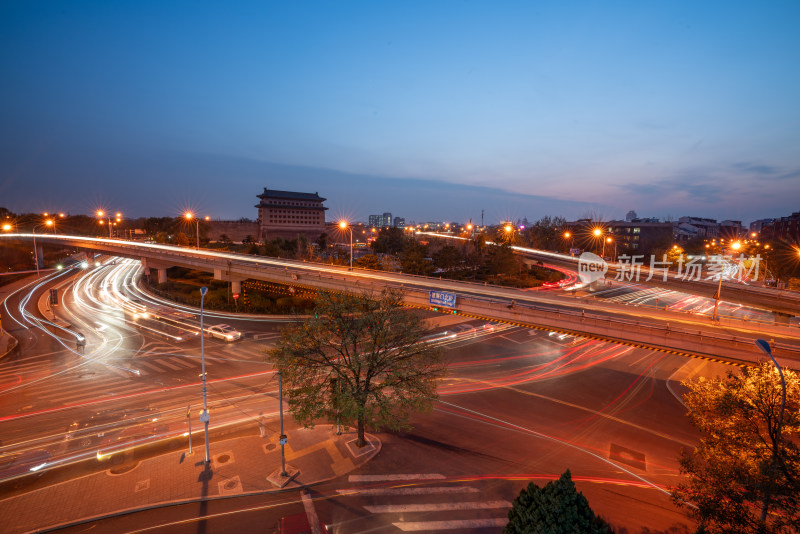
[
  {"left": 368, "top": 215, "right": 380, "bottom": 227},
  {"left": 393, "top": 217, "right": 405, "bottom": 228}
]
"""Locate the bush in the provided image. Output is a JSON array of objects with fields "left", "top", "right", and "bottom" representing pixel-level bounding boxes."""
[{"left": 505, "top": 470, "right": 612, "bottom": 534}]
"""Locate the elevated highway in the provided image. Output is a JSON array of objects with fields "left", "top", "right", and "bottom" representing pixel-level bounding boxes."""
[
  {"left": 418, "top": 232, "right": 800, "bottom": 317},
  {"left": 3, "top": 233, "right": 800, "bottom": 366}
]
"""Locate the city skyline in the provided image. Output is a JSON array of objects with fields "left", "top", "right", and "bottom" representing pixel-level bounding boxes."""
[{"left": 1, "top": 2, "right": 798, "bottom": 224}]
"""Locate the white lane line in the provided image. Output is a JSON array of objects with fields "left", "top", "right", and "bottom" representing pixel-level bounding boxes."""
[
  {"left": 136, "top": 360, "right": 166, "bottom": 372},
  {"left": 300, "top": 490, "right": 323, "bottom": 534},
  {"left": 172, "top": 358, "right": 197, "bottom": 368},
  {"left": 337, "top": 487, "right": 479, "bottom": 496},
  {"left": 394, "top": 518, "right": 509, "bottom": 531},
  {"left": 366, "top": 501, "right": 511, "bottom": 514},
  {"left": 348, "top": 474, "right": 445, "bottom": 482},
  {"left": 154, "top": 359, "right": 182, "bottom": 371}
]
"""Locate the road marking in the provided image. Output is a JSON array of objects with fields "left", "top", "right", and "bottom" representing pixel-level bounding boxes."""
[
  {"left": 394, "top": 518, "right": 509, "bottom": 531},
  {"left": 365, "top": 500, "right": 511, "bottom": 513},
  {"left": 300, "top": 490, "right": 323, "bottom": 534},
  {"left": 155, "top": 359, "right": 182, "bottom": 371},
  {"left": 337, "top": 487, "right": 480, "bottom": 496},
  {"left": 348, "top": 474, "right": 445, "bottom": 482},
  {"left": 136, "top": 360, "right": 166, "bottom": 372},
  {"left": 172, "top": 358, "right": 197, "bottom": 368}
]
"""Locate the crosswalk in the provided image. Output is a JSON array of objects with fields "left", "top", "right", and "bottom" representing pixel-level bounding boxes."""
[
  {"left": 0, "top": 341, "right": 271, "bottom": 409},
  {"left": 338, "top": 473, "right": 510, "bottom": 532}
]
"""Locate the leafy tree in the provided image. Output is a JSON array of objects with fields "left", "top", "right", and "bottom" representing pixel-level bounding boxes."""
[
  {"left": 433, "top": 245, "right": 463, "bottom": 271},
  {"left": 174, "top": 232, "right": 190, "bottom": 246},
  {"left": 354, "top": 254, "right": 383, "bottom": 270},
  {"left": 505, "top": 470, "right": 612, "bottom": 533},
  {"left": 486, "top": 244, "right": 522, "bottom": 277},
  {"left": 372, "top": 227, "right": 408, "bottom": 255},
  {"left": 269, "top": 289, "right": 446, "bottom": 446},
  {"left": 525, "top": 216, "right": 567, "bottom": 250},
  {"left": 400, "top": 241, "right": 435, "bottom": 276},
  {"left": 671, "top": 362, "right": 800, "bottom": 533}
]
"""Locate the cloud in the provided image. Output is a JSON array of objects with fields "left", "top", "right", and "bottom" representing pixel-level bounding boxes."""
[{"left": 732, "top": 161, "right": 800, "bottom": 181}]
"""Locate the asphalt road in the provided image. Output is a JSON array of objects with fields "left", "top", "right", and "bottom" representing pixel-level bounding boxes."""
[{"left": 43, "top": 315, "right": 713, "bottom": 533}]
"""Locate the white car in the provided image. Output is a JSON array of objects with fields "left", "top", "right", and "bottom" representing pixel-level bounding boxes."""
[{"left": 206, "top": 324, "right": 242, "bottom": 341}]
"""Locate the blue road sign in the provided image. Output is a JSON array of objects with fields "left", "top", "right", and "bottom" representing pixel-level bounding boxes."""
[{"left": 429, "top": 290, "right": 457, "bottom": 308}]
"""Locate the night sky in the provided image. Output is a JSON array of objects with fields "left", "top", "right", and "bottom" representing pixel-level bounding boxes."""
[{"left": 1, "top": 2, "right": 798, "bottom": 224}]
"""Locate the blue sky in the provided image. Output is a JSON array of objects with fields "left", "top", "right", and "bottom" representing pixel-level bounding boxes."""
[{"left": 1, "top": 1, "right": 798, "bottom": 224}]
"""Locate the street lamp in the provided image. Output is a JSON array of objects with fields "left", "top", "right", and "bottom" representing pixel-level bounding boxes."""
[
  {"left": 199, "top": 286, "right": 211, "bottom": 464},
  {"left": 712, "top": 241, "right": 741, "bottom": 321},
  {"left": 564, "top": 232, "right": 575, "bottom": 256},
  {"left": 605, "top": 236, "right": 615, "bottom": 261},
  {"left": 185, "top": 213, "right": 209, "bottom": 249},
  {"left": 755, "top": 339, "right": 786, "bottom": 451},
  {"left": 96, "top": 210, "right": 120, "bottom": 238},
  {"left": 31, "top": 219, "right": 53, "bottom": 278},
  {"left": 338, "top": 221, "right": 353, "bottom": 270}
]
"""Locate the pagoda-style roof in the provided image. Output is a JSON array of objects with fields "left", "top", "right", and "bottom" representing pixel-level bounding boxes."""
[{"left": 256, "top": 188, "right": 326, "bottom": 202}]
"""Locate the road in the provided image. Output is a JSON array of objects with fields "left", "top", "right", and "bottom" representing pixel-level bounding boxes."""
[{"left": 0, "top": 262, "right": 714, "bottom": 532}]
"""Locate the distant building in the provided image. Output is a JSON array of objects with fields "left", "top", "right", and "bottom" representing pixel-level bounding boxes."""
[
  {"left": 563, "top": 218, "right": 672, "bottom": 256},
  {"left": 607, "top": 219, "right": 673, "bottom": 253},
  {"left": 393, "top": 217, "right": 405, "bottom": 228},
  {"left": 678, "top": 217, "right": 719, "bottom": 238},
  {"left": 255, "top": 188, "right": 328, "bottom": 241},
  {"left": 368, "top": 212, "right": 396, "bottom": 228},
  {"left": 761, "top": 211, "right": 800, "bottom": 241},
  {"left": 749, "top": 218, "right": 775, "bottom": 233}
]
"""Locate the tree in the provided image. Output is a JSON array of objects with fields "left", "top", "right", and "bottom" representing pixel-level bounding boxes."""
[
  {"left": 505, "top": 470, "right": 612, "bottom": 533},
  {"left": 269, "top": 289, "right": 446, "bottom": 447},
  {"left": 671, "top": 362, "right": 800, "bottom": 533},
  {"left": 400, "top": 241, "right": 435, "bottom": 276},
  {"left": 174, "top": 232, "right": 190, "bottom": 246},
  {"left": 354, "top": 254, "right": 383, "bottom": 270},
  {"left": 433, "top": 245, "right": 463, "bottom": 271},
  {"left": 371, "top": 227, "right": 408, "bottom": 255}
]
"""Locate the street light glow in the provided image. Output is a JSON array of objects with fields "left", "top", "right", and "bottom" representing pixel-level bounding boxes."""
[
  {"left": 338, "top": 220, "right": 348, "bottom": 230},
  {"left": 731, "top": 241, "right": 742, "bottom": 251},
  {"left": 593, "top": 228, "right": 602, "bottom": 237},
  {"left": 563, "top": 232, "right": 570, "bottom": 239},
  {"left": 185, "top": 212, "right": 193, "bottom": 220},
  {"left": 504, "top": 224, "right": 512, "bottom": 233},
  {"left": 96, "top": 210, "right": 104, "bottom": 217}
]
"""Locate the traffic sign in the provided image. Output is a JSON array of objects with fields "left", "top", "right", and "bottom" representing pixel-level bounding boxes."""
[
  {"left": 232, "top": 293, "right": 240, "bottom": 300},
  {"left": 429, "top": 290, "right": 456, "bottom": 308}
]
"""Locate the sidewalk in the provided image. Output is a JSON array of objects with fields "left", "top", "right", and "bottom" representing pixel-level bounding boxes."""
[{"left": 0, "top": 425, "right": 380, "bottom": 534}]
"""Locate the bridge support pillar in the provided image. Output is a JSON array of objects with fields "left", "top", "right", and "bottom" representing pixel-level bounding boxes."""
[{"left": 157, "top": 268, "right": 168, "bottom": 284}]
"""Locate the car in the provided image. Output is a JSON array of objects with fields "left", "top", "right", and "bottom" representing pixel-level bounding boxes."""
[{"left": 207, "top": 324, "right": 242, "bottom": 341}]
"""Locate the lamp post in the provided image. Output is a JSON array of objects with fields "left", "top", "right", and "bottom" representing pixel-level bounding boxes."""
[
  {"left": 755, "top": 339, "right": 786, "bottom": 434},
  {"left": 605, "top": 236, "right": 615, "bottom": 261},
  {"left": 185, "top": 213, "right": 209, "bottom": 249},
  {"left": 278, "top": 370, "right": 287, "bottom": 477},
  {"left": 563, "top": 231, "right": 573, "bottom": 255},
  {"left": 199, "top": 286, "right": 211, "bottom": 464},
  {"left": 31, "top": 219, "right": 53, "bottom": 278},
  {"left": 338, "top": 221, "right": 353, "bottom": 270},
  {"left": 712, "top": 241, "right": 741, "bottom": 321},
  {"left": 592, "top": 227, "right": 603, "bottom": 255},
  {"left": 96, "top": 211, "right": 121, "bottom": 238}
]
